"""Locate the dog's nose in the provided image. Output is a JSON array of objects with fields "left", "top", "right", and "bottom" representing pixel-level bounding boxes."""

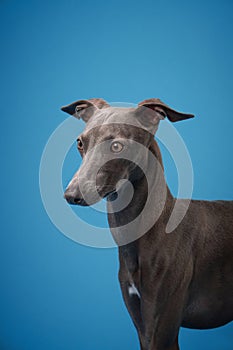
[
  {"left": 64, "top": 189, "right": 88, "bottom": 206},
  {"left": 64, "top": 191, "right": 81, "bottom": 205}
]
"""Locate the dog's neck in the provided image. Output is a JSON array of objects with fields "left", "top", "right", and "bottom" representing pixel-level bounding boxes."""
[{"left": 107, "top": 139, "right": 174, "bottom": 247}]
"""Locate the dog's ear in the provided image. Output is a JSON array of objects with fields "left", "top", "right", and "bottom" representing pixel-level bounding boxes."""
[
  {"left": 61, "top": 98, "right": 109, "bottom": 122},
  {"left": 136, "top": 98, "right": 194, "bottom": 133}
]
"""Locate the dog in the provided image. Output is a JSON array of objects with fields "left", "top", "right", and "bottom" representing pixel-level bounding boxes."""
[{"left": 61, "top": 98, "right": 233, "bottom": 350}]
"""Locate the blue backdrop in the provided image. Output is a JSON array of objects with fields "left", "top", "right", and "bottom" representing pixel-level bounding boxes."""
[{"left": 0, "top": 0, "right": 232, "bottom": 349}]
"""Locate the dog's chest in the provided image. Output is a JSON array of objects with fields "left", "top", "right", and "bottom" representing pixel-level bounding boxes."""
[
  {"left": 120, "top": 245, "right": 141, "bottom": 298},
  {"left": 128, "top": 282, "right": 141, "bottom": 298}
]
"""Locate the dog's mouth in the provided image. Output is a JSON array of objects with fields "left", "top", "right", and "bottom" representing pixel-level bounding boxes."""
[
  {"left": 97, "top": 186, "right": 118, "bottom": 202},
  {"left": 104, "top": 190, "right": 118, "bottom": 202},
  {"left": 65, "top": 186, "right": 118, "bottom": 207}
]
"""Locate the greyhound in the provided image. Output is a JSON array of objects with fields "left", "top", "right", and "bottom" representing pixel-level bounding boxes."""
[{"left": 61, "top": 98, "right": 233, "bottom": 350}]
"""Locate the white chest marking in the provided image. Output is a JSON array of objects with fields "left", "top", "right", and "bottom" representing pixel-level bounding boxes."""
[{"left": 128, "top": 283, "right": 141, "bottom": 298}]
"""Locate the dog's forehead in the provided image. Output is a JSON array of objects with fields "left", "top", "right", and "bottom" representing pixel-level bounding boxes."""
[
  {"left": 80, "top": 107, "right": 150, "bottom": 147},
  {"left": 84, "top": 106, "right": 141, "bottom": 132}
]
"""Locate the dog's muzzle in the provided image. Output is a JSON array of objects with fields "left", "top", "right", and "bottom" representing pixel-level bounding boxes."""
[
  {"left": 64, "top": 189, "right": 88, "bottom": 206},
  {"left": 64, "top": 176, "right": 89, "bottom": 206}
]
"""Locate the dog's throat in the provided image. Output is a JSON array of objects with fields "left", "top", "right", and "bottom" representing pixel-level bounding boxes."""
[{"left": 107, "top": 160, "right": 170, "bottom": 246}]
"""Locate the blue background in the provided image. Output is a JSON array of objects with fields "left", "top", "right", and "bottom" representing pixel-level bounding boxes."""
[{"left": 1, "top": 0, "right": 233, "bottom": 349}]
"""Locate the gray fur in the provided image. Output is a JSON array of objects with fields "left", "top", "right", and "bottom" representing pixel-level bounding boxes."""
[{"left": 62, "top": 98, "right": 233, "bottom": 350}]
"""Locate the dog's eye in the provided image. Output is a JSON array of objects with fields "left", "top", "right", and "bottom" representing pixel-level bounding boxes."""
[
  {"left": 77, "top": 138, "right": 83, "bottom": 151},
  {"left": 110, "top": 141, "right": 124, "bottom": 153}
]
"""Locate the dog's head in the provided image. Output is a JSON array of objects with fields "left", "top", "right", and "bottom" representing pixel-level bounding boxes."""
[{"left": 61, "top": 98, "right": 194, "bottom": 206}]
